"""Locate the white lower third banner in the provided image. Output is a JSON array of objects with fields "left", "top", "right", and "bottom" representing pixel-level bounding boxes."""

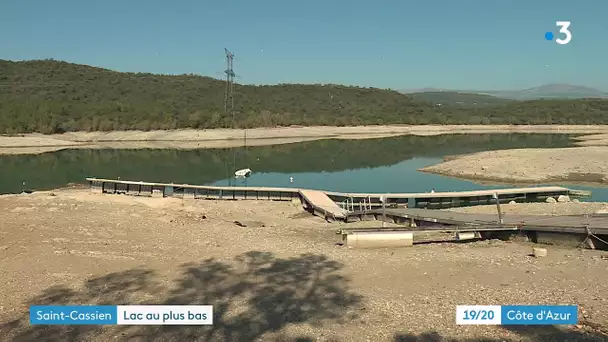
[{"left": 30, "top": 305, "right": 213, "bottom": 325}]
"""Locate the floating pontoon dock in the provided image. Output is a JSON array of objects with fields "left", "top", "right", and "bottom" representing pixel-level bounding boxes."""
[
  {"left": 87, "top": 177, "right": 346, "bottom": 220},
  {"left": 86, "top": 178, "right": 606, "bottom": 249},
  {"left": 337, "top": 208, "right": 608, "bottom": 249},
  {"left": 88, "top": 177, "right": 588, "bottom": 220},
  {"left": 343, "top": 207, "right": 608, "bottom": 235}
]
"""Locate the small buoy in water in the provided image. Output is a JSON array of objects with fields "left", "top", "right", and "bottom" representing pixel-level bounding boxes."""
[{"left": 289, "top": 176, "right": 294, "bottom": 183}]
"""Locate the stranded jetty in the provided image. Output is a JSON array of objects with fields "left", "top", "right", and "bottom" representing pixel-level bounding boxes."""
[{"left": 86, "top": 178, "right": 607, "bottom": 250}]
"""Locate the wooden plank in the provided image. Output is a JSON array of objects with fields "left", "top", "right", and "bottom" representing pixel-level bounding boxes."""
[
  {"left": 300, "top": 189, "right": 346, "bottom": 219},
  {"left": 300, "top": 189, "right": 338, "bottom": 207},
  {"left": 361, "top": 207, "right": 608, "bottom": 234},
  {"left": 338, "top": 225, "right": 518, "bottom": 234}
]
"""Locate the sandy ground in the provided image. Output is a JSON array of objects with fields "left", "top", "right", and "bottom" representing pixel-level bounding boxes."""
[
  {"left": 1, "top": 189, "right": 607, "bottom": 342},
  {"left": 2, "top": 125, "right": 608, "bottom": 155}
]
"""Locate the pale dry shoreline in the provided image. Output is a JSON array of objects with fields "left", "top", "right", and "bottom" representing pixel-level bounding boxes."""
[
  {"left": 420, "top": 146, "right": 608, "bottom": 186},
  {"left": 2, "top": 124, "right": 608, "bottom": 155}
]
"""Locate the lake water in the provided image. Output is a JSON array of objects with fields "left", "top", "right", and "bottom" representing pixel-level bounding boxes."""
[{"left": 1, "top": 133, "right": 607, "bottom": 201}]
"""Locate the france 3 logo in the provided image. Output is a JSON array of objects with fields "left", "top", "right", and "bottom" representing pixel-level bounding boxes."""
[{"left": 545, "top": 21, "right": 572, "bottom": 45}]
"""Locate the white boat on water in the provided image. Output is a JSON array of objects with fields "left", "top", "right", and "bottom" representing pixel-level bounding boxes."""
[{"left": 234, "top": 168, "right": 252, "bottom": 178}]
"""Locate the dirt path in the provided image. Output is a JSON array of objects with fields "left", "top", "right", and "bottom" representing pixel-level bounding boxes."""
[
  {"left": 1, "top": 189, "right": 607, "bottom": 341},
  {"left": 2, "top": 125, "right": 608, "bottom": 155}
]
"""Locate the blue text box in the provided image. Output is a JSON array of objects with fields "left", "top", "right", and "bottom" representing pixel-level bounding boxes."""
[
  {"left": 30, "top": 305, "right": 118, "bottom": 325},
  {"left": 501, "top": 305, "right": 577, "bottom": 325}
]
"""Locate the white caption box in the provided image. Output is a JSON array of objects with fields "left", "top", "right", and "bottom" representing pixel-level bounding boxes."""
[
  {"left": 117, "top": 305, "right": 213, "bottom": 325},
  {"left": 456, "top": 305, "right": 501, "bottom": 325}
]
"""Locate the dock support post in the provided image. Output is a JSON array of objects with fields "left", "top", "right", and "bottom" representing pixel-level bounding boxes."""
[
  {"left": 493, "top": 192, "right": 504, "bottom": 224},
  {"left": 582, "top": 226, "right": 597, "bottom": 250},
  {"left": 380, "top": 195, "right": 386, "bottom": 228}
]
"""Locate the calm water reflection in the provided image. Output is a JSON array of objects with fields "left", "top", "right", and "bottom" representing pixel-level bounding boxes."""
[
  {"left": 1, "top": 133, "right": 606, "bottom": 201},
  {"left": 217, "top": 157, "right": 608, "bottom": 202}
]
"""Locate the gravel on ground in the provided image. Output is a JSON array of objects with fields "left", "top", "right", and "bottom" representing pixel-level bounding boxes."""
[{"left": 1, "top": 189, "right": 607, "bottom": 341}]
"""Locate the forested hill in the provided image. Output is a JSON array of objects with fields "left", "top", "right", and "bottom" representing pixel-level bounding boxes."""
[{"left": 1, "top": 59, "right": 607, "bottom": 134}]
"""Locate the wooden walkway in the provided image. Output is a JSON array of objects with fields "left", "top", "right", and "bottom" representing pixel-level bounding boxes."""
[
  {"left": 325, "top": 186, "right": 574, "bottom": 199},
  {"left": 299, "top": 190, "right": 347, "bottom": 220},
  {"left": 323, "top": 186, "right": 578, "bottom": 209},
  {"left": 346, "top": 207, "right": 608, "bottom": 235},
  {"left": 87, "top": 178, "right": 590, "bottom": 221}
]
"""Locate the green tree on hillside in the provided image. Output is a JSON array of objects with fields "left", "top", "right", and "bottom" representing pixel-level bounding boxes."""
[{"left": 0, "top": 59, "right": 607, "bottom": 134}]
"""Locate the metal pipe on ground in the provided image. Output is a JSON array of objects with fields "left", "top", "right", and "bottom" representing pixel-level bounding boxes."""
[
  {"left": 345, "top": 231, "right": 414, "bottom": 249},
  {"left": 455, "top": 232, "right": 479, "bottom": 241}
]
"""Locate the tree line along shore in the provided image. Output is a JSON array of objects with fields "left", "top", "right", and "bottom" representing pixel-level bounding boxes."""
[{"left": 1, "top": 59, "right": 608, "bottom": 135}]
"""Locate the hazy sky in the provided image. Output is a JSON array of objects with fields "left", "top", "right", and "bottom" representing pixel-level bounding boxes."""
[{"left": 1, "top": 0, "right": 607, "bottom": 90}]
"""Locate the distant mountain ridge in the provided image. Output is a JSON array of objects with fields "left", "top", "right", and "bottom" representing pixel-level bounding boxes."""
[{"left": 401, "top": 84, "right": 608, "bottom": 100}]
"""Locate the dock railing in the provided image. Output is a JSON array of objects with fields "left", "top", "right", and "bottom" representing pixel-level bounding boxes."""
[
  {"left": 339, "top": 196, "right": 375, "bottom": 212},
  {"left": 340, "top": 196, "right": 374, "bottom": 212},
  {"left": 341, "top": 196, "right": 355, "bottom": 212},
  {"left": 358, "top": 196, "right": 372, "bottom": 212}
]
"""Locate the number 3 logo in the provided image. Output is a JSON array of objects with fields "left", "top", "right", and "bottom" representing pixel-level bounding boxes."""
[{"left": 555, "top": 21, "right": 572, "bottom": 45}]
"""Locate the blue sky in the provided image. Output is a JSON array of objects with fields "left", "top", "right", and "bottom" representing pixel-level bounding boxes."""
[{"left": 1, "top": 0, "right": 607, "bottom": 91}]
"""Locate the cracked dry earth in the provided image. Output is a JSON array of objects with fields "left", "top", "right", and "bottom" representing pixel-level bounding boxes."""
[{"left": 0, "top": 189, "right": 607, "bottom": 342}]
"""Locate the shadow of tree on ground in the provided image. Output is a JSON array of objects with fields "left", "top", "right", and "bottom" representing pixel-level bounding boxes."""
[
  {"left": 3, "top": 250, "right": 607, "bottom": 342},
  {"left": 393, "top": 323, "right": 608, "bottom": 342},
  {"left": 1, "top": 251, "right": 362, "bottom": 342}
]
